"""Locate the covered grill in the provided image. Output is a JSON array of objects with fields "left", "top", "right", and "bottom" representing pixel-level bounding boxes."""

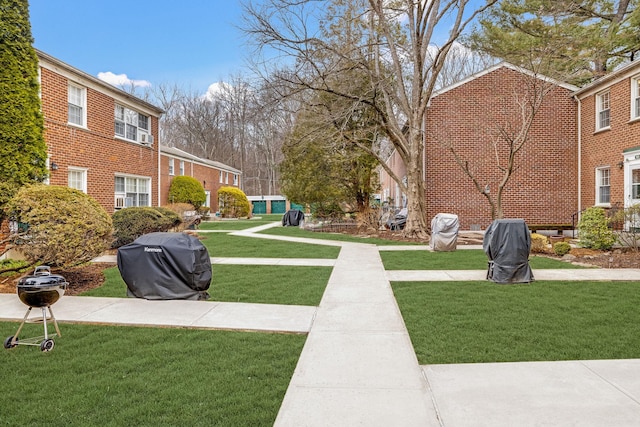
[
  {"left": 282, "top": 209, "right": 305, "bottom": 227},
  {"left": 4, "top": 266, "right": 66, "bottom": 352},
  {"left": 430, "top": 213, "right": 459, "bottom": 251},
  {"left": 483, "top": 219, "right": 534, "bottom": 284},
  {"left": 117, "top": 232, "right": 212, "bottom": 300}
]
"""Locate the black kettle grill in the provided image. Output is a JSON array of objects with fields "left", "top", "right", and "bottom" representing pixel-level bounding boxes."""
[{"left": 4, "top": 266, "right": 67, "bottom": 352}]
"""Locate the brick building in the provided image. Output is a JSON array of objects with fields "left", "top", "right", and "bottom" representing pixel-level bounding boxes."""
[
  {"left": 381, "top": 63, "right": 580, "bottom": 230},
  {"left": 37, "top": 50, "right": 240, "bottom": 215},
  {"left": 574, "top": 60, "right": 640, "bottom": 216},
  {"left": 40, "top": 50, "right": 163, "bottom": 212},
  {"left": 160, "top": 146, "right": 241, "bottom": 213}
]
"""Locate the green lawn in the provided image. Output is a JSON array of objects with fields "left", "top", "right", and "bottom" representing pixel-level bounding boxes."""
[
  {"left": 200, "top": 233, "right": 340, "bottom": 259},
  {"left": 0, "top": 322, "right": 304, "bottom": 426},
  {"left": 380, "top": 249, "right": 587, "bottom": 270},
  {"left": 199, "top": 219, "right": 277, "bottom": 231},
  {"left": 392, "top": 280, "right": 640, "bottom": 364},
  {"left": 82, "top": 265, "right": 332, "bottom": 306}
]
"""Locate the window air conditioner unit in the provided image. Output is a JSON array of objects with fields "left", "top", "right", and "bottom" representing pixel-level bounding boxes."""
[
  {"left": 138, "top": 133, "right": 154, "bottom": 145},
  {"left": 115, "top": 197, "right": 125, "bottom": 208}
]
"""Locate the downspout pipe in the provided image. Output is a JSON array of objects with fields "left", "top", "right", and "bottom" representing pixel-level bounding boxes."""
[{"left": 574, "top": 95, "right": 582, "bottom": 223}]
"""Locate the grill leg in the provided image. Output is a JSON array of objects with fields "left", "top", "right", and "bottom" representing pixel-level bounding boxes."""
[
  {"left": 47, "top": 306, "right": 61, "bottom": 337},
  {"left": 41, "top": 307, "right": 49, "bottom": 340},
  {"left": 12, "top": 307, "right": 33, "bottom": 343}
]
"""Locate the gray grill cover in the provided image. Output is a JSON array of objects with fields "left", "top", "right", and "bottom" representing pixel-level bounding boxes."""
[
  {"left": 282, "top": 209, "right": 305, "bottom": 226},
  {"left": 430, "top": 213, "right": 459, "bottom": 251},
  {"left": 483, "top": 219, "right": 534, "bottom": 284},
  {"left": 117, "top": 232, "right": 212, "bottom": 300}
]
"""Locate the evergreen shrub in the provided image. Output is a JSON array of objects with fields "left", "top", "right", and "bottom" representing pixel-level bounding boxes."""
[
  {"left": 553, "top": 241, "right": 572, "bottom": 256},
  {"left": 112, "top": 207, "right": 181, "bottom": 248},
  {"left": 577, "top": 207, "right": 616, "bottom": 250},
  {"left": 530, "top": 233, "right": 548, "bottom": 253},
  {"left": 168, "top": 176, "right": 206, "bottom": 209},
  {"left": 218, "top": 187, "right": 250, "bottom": 218},
  {"left": 8, "top": 185, "right": 112, "bottom": 267}
]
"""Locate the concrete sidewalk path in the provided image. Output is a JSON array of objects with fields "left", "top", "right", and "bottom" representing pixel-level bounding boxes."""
[
  {"left": 0, "top": 294, "right": 316, "bottom": 333},
  {"left": 275, "top": 243, "right": 439, "bottom": 426},
  {"left": 425, "top": 359, "right": 640, "bottom": 426}
]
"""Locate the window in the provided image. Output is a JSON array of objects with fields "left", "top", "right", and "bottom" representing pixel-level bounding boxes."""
[
  {"left": 596, "top": 167, "right": 610, "bottom": 205},
  {"left": 68, "top": 167, "right": 87, "bottom": 193},
  {"left": 596, "top": 91, "right": 610, "bottom": 130},
  {"left": 632, "top": 77, "right": 640, "bottom": 120},
  {"left": 233, "top": 174, "right": 238, "bottom": 186},
  {"left": 179, "top": 160, "right": 185, "bottom": 176},
  {"left": 114, "top": 175, "right": 150, "bottom": 208},
  {"left": 115, "top": 104, "right": 150, "bottom": 142},
  {"left": 225, "top": 172, "right": 229, "bottom": 184},
  {"left": 219, "top": 171, "right": 223, "bottom": 183},
  {"left": 168, "top": 158, "right": 174, "bottom": 176},
  {"left": 68, "top": 84, "right": 86, "bottom": 126},
  {"left": 633, "top": 168, "right": 640, "bottom": 200}
]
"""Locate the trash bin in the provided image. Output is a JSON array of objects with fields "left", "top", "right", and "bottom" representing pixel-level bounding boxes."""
[
  {"left": 117, "top": 232, "right": 212, "bottom": 300},
  {"left": 430, "top": 213, "right": 459, "bottom": 251},
  {"left": 483, "top": 219, "right": 534, "bottom": 284}
]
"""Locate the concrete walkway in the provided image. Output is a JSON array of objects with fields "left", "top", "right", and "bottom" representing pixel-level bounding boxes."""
[{"left": 2, "top": 225, "right": 640, "bottom": 426}]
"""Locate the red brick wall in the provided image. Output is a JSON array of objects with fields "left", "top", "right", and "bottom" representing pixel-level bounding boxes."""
[
  {"left": 579, "top": 78, "right": 640, "bottom": 209},
  {"left": 40, "top": 67, "right": 160, "bottom": 213},
  {"left": 159, "top": 155, "right": 239, "bottom": 212},
  {"left": 424, "top": 67, "right": 578, "bottom": 229}
]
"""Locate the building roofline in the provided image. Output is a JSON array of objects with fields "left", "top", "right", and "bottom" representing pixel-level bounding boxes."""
[
  {"left": 36, "top": 49, "right": 165, "bottom": 115},
  {"left": 431, "top": 62, "right": 579, "bottom": 100},
  {"left": 573, "top": 59, "right": 640, "bottom": 98},
  {"left": 160, "top": 145, "right": 242, "bottom": 174}
]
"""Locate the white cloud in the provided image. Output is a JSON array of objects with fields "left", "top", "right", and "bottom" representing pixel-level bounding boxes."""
[
  {"left": 97, "top": 71, "right": 152, "bottom": 89},
  {"left": 204, "top": 81, "right": 232, "bottom": 100}
]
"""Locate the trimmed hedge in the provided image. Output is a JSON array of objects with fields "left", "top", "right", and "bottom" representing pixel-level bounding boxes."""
[
  {"left": 168, "top": 176, "right": 206, "bottom": 209},
  {"left": 112, "top": 207, "right": 182, "bottom": 248},
  {"left": 218, "top": 186, "right": 250, "bottom": 218},
  {"left": 8, "top": 185, "right": 112, "bottom": 267}
]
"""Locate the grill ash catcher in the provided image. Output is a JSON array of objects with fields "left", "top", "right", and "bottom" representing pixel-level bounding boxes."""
[{"left": 4, "top": 266, "right": 67, "bottom": 352}]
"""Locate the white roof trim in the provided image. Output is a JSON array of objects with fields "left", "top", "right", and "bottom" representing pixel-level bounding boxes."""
[
  {"left": 160, "top": 145, "right": 241, "bottom": 174},
  {"left": 430, "top": 62, "right": 579, "bottom": 102}
]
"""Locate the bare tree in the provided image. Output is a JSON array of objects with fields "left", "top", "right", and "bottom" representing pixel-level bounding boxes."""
[
  {"left": 435, "top": 64, "right": 558, "bottom": 220},
  {"left": 243, "top": 0, "right": 498, "bottom": 238}
]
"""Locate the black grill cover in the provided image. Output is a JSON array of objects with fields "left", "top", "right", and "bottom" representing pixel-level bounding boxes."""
[
  {"left": 282, "top": 209, "right": 305, "bottom": 226},
  {"left": 117, "top": 232, "right": 212, "bottom": 300},
  {"left": 483, "top": 219, "right": 534, "bottom": 284}
]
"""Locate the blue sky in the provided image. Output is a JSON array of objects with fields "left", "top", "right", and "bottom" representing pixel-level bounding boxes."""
[{"left": 29, "top": 1, "right": 252, "bottom": 95}]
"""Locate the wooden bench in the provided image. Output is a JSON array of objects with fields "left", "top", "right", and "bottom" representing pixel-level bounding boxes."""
[{"left": 528, "top": 223, "right": 573, "bottom": 234}]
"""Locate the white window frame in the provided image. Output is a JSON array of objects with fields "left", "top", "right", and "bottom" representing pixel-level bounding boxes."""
[
  {"left": 179, "top": 160, "right": 185, "bottom": 176},
  {"left": 632, "top": 167, "right": 640, "bottom": 202},
  {"left": 225, "top": 172, "right": 229, "bottom": 184},
  {"left": 595, "top": 167, "right": 611, "bottom": 206},
  {"left": 219, "top": 170, "right": 223, "bottom": 183},
  {"left": 631, "top": 76, "right": 640, "bottom": 121},
  {"left": 68, "top": 83, "right": 87, "bottom": 127},
  {"left": 168, "top": 158, "right": 174, "bottom": 176},
  {"left": 115, "top": 104, "right": 150, "bottom": 143},
  {"left": 596, "top": 91, "right": 611, "bottom": 131},
  {"left": 114, "top": 175, "right": 151, "bottom": 209},
  {"left": 233, "top": 174, "right": 238, "bottom": 186},
  {"left": 68, "top": 167, "right": 88, "bottom": 193}
]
